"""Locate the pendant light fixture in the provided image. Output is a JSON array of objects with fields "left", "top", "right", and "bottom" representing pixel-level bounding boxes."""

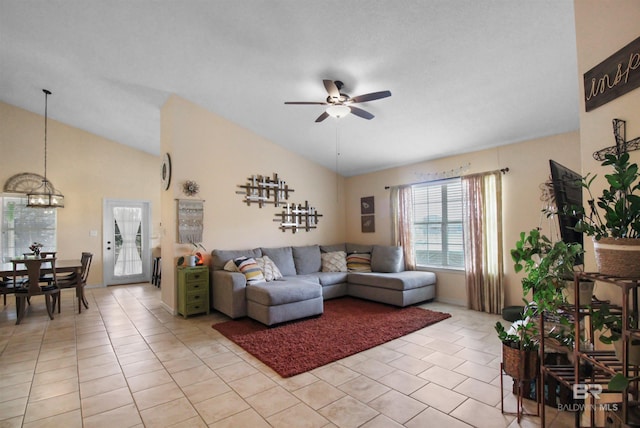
[{"left": 27, "top": 89, "right": 65, "bottom": 208}]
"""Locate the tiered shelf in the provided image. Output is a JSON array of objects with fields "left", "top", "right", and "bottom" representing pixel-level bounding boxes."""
[{"left": 540, "top": 272, "right": 640, "bottom": 427}]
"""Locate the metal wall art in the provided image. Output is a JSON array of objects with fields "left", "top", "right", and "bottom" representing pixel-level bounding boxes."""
[
  {"left": 236, "top": 173, "right": 294, "bottom": 208},
  {"left": 273, "top": 201, "right": 323, "bottom": 233}
]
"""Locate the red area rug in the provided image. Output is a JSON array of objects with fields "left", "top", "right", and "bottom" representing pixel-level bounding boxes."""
[{"left": 212, "top": 297, "right": 451, "bottom": 377}]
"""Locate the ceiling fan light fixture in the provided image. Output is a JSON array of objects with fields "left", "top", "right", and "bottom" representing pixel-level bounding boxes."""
[{"left": 326, "top": 104, "right": 350, "bottom": 119}]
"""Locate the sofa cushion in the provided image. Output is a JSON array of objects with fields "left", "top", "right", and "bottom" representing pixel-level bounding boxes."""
[
  {"left": 320, "top": 243, "right": 346, "bottom": 253},
  {"left": 212, "top": 248, "right": 262, "bottom": 270},
  {"left": 316, "top": 271, "right": 348, "bottom": 286},
  {"left": 234, "top": 257, "right": 265, "bottom": 284},
  {"left": 346, "top": 243, "right": 373, "bottom": 254},
  {"left": 348, "top": 271, "right": 436, "bottom": 291},
  {"left": 346, "top": 253, "right": 372, "bottom": 272},
  {"left": 292, "top": 245, "right": 321, "bottom": 275},
  {"left": 255, "top": 256, "right": 283, "bottom": 281},
  {"left": 246, "top": 279, "right": 322, "bottom": 306},
  {"left": 321, "top": 251, "right": 347, "bottom": 272},
  {"left": 261, "top": 246, "right": 296, "bottom": 277},
  {"left": 371, "top": 245, "right": 404, "bottom": 273}
]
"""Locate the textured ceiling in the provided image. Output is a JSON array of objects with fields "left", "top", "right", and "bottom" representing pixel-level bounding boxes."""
[{"left": 0, "top": 0, "right": 579, "bottom": 176}]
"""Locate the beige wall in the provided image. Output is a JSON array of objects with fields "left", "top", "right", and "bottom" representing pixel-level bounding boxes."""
[
  {"left": 0, "top": 101, "right": 160, "bottom": 287},
  {"left": 574, "top": 1, "right": 640, "bottom": 303},
  {"left": 345, "top": 132, "right": 581, "bottom": 306},
  {"left": 160, "top": 96, "right": 346, "bottom": 311}
]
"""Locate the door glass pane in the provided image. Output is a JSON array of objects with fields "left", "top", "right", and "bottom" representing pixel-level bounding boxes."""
[{"left": 113, "top": 206, "right": 143, "bottom": 276}]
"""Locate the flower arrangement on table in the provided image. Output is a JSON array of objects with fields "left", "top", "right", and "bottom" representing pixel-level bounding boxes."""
[{"left": 29, "top": 242, "right": 43, "bottom": 256}]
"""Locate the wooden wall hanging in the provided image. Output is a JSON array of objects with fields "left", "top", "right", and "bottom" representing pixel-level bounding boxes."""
[
  {"left": 177, "top": 199, "right": 204, "bottom": 244},
  {"left": 273, "top": 201, "right": 323, "bottom": 233},
  {"left": 584, "top": 36, "right": 640, "bottom": 112},
  {"left": 236, "top": 173, "right": 294, "bottom": 207}
]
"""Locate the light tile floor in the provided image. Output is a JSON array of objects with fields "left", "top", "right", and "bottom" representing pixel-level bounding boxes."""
[{"left": 0, "top": 284, "right": 575, "bottom": 427}]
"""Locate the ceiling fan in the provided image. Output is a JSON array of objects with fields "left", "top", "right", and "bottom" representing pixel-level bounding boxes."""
[{"left": 285, "top": 80, "right": 391, "bottom": 122}]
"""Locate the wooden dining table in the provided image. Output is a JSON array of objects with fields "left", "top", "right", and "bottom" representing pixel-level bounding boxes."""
[{"left": 0, "top": 258, "right": 82, "bottom": 278}]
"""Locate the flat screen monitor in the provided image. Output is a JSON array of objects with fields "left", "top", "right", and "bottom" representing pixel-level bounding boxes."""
[{"left": 549, "top": 159, "right": 584, "bottom": 265}]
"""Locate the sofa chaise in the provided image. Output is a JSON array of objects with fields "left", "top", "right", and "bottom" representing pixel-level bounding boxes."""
[{"left": 210, "top": 243, "right": 436, "bottom": 326}]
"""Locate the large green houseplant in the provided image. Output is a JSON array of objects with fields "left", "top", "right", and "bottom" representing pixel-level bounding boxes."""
[
  {"left": 496, "top": 229, "right": 583, "bottom": 380},
  {"left": 511, "top": 228, "right": 583, "bottom": 312},
  {"left": 572, "top": 151, "right": 640, "bottom": 277}
]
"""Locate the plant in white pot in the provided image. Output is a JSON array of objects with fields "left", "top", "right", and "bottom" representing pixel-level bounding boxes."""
[
  {"left": 495, "top": 303, "right": 540, "bottom": 381},
  {"left": 573, "top": 152, "right": 640, "bottom": 277}
]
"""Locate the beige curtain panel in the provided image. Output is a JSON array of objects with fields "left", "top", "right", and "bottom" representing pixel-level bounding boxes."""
[
  {"left": 390, "top": 185, "right": 416, "bottom": 270},
  {"left": 462, "top": 171, "right": 504, "bottom": 314}
]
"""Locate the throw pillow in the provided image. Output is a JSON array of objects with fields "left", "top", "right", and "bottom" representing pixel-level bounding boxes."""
[
  {"left": 255, "top": 255, "right": 283, "bottom": 281},
  {"left": 321, "top": 251, "right": 347, "bottom": 272},
  {"left": 371, "top": 245, "right": 404, "bottom": 273},
  {"left": 346, "top": 253, "right": 372, "bottom": 272},
  {"left": 233, "top": 257, "right": 265, "bottom": 284},
  {"left": 223, "top": 259, "right": 238, "bottom": 272}
]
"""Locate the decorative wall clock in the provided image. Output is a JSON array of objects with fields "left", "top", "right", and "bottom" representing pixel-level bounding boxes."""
[{"left": 161, "top": 153, "right": 172, "bottom": 191}]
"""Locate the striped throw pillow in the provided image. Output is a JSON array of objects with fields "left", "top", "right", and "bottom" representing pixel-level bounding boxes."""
[
  {"left": 346, "top": 253, "right": 372, "bottom": 272},
  {"left": 234, "top": 257, "right": 265, "bottom": 284}
]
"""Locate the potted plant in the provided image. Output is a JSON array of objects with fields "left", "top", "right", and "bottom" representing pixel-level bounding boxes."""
[
  {"left": 511, "top": 228, "right": 585, "bottom": 311},
  {"left": 573, "top": 152, "right": 640, "bottom": 277},
  {"left": 495, "top": 302, "right": 540, "bottom": 380},
  {"left": 590, "top": 302, "right": 640, "bottom": 365}
]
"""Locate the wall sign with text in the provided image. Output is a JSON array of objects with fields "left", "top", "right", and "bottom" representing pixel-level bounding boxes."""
[{"left": 584, "top": 36, "right": 640, "bottom": 112}]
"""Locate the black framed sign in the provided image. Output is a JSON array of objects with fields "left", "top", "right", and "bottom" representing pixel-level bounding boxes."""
[{"left": 584, "top": 36, "right": 640, "bottom": 112}]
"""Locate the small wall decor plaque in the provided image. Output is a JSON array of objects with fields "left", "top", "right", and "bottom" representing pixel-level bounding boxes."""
[
  {"left": 361, "top": 215, "right": 375, "bottom": 233},
  {"left": 360, "top": 196, "right": 374, "bottom": 214}
]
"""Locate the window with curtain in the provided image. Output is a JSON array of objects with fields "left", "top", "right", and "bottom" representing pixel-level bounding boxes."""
[
  {"left": 411, "top": 178, "right": 464, "bottom": 270},
  {"left": 0, "top": 195, "right": 57, "bottom": 262}
]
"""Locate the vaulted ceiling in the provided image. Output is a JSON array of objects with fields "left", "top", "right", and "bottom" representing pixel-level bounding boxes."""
[{"left": 0, "top": 1, "right": 579, "bottom": 176}]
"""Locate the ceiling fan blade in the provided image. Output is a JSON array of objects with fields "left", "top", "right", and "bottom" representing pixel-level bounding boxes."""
[
  {"left": 315, "top": 111, "right": 330, "bottom": 122},
  {"left": 284, "top": 101, "right": 328, "bottom": 105},
  {"left": 349, "top": 106, "right": 374, "bottom": 120},
  {"left": 323, "top": 80, "right": 340, "bottom": 98},
  {"left": 351, "top": 90, "right": 392, "bottom": 103}
]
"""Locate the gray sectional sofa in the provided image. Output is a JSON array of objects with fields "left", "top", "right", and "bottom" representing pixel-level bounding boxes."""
[{"left": 210, "top": 243, "right": 436, "bottom": 326}]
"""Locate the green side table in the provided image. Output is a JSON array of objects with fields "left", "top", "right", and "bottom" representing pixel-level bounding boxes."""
[{"left": 177, "top": 266, "right": 209, "bottom": 318}]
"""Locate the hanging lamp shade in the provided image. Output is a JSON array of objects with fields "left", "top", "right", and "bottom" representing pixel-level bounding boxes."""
[
  {"left": 27, "top": 89, "right": 64, "bottom": 208},
  {"left": 326, "top": 104, "right": 351, "bottom": 118}
]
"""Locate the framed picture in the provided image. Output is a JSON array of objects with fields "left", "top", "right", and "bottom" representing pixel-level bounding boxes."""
[
  {"left": 361, "top": 196, "right": 374, "bottom": 214},
  {"left": 361, "top": 215, "right": 375, "bottom": 233}
]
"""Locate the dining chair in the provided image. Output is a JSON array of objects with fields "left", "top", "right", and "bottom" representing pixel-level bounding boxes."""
[
  {"left": 13, "top": 258, "right": 60, "bottom": 325},
  {"left": 57, "top": 252, "right": 92, "bottom": 313},
  {"left": 1, "top": 276, "right": 24, "bottom": 305}
]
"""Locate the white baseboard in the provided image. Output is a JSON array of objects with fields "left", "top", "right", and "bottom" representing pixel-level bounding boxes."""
[
  {"left": 435, "top": 296, "right": 466, "bottom": 307},
  {"left": 160, "top": 300, "right": 176, "bottom": 315}
]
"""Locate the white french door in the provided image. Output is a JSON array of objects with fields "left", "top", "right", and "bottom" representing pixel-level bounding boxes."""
[{"left": 103, "top": 199, "right": 151, "bottom": 285}]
